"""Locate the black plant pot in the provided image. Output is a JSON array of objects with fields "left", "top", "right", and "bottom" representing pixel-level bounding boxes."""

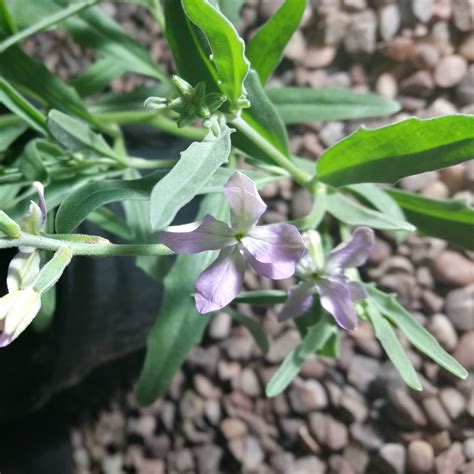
[{"left": 0, "top": 130, "right": 191, "bottom": 472}]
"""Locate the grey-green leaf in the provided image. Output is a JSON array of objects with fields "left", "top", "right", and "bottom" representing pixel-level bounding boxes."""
[
  {"left": 326, "top": 192, "right": 415, "bottom": 231},
  {"left": 246, "top": 0, "right": 306, "bottom": 85},
  {"left": 367, "top": 285, "right": 468, "bottom": 380},
  {"left": 387, "top": 188, "right": 474, "bottom": 250},
  {"left": 226, "top": 308, "right": 269, "bottom": 355},
  {"left": 365, "top": 300, "right": 422, "bottom": 391},
  {"left": 267, "top": 87, "right": 400, "bottom": 124},
  {"left": 318, "top": 115, "right": 474, "bottom": 187},
  {"left": 150, "top": 125, "right": 232, "bottom": 230}
]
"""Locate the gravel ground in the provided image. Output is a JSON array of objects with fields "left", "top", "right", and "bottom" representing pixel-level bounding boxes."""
[{"left": 25, "top": 1, "right": 473, "bottom": 473}]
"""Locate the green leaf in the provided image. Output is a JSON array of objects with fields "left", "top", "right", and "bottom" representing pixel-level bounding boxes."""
[
  {"left": 0, "top": 78, "right": 47, "bottom": 134},
  {"left": 318, "top": 115, "right": 474, "bottom": 187},
  {"left": 19, "top": 140, "right": 49, "bottom": 183},
  {"left": 0, "top": 0, "right": 98, "bottom": 53},
  {"left": 182, "top": 0, "right": 249, "bottom": 105},
  {"left": 226, "top": 308, "right": 269, "bottom": 355},
  {"left": 234, "top": 290, "right": 287, "bottom": 305},
  {"left": 387, "top": 188, "right": 474, "bottom": 250},
  {"left": 366, "top": 285, "right": 468, "bottom": 380},
  {"left": 137, "top": 192, "right": 226, "bottom": 405},
  {"left": 87, "top": 208, "right": 133, "bottom": 240},
  {"left": 326, "top": 192, "right": 416, "bottom": 231},
  {"left": 267, "top": 87, "right": 400, "bottom": 124},
  {"left": 46, "top": 109, "right": 115, "bottom": 157},
  {"left": 0, "top": 115, "right": 28, "bottom": 151},
  {"left": 150, "top": 125, "right": 232, "bottom": 230},
  {"left": 246, "top": 0, "right": 306, "bottom": 84},
  {"left": 55, "top": 170, "right": 166, "bottom": 233},
  {"left": 218, "top": 0, "right": 243, "bottom": 23},
  {"left": 233, "top": 69, "right": 290, "bottom": 163},
  {"left": 71, "top": 58, "right": 126, "bottom": 97},
  {"left": 365, "top": 300, "right": 422, "bottom": 391},
  {"left": 33, "top": 246, "right": 73, "bottom": 294},
  {"left": 266, "top": 315, "right": 335, "bottom": 397},
  {"left": 0, "top": 0, "right": 17, "bottom": 35}
]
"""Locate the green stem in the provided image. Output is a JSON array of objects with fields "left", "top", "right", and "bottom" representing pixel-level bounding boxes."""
[
  {"left": 0, "top": 232, "right": 174, "bottom": 257},
  {"left": 97, "top": 111, "right": 206, "bottom": 141},
  {"left": 230, "top": 116, "right": 311, "bottom": 187}
]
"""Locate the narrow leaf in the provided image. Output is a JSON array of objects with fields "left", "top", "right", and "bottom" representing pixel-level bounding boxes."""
[
  {"left": 0, "top": 115, "right": 28, "bottom": 151},
  {"left": 318, "top": 115, "right": 474, "bottom": 187},
  {"left": 326, "top": 192, "right": 415, "bottom": 231},
  {"left": 387, "top": 188, "right": 474, "bottom": 250},
  {"left": 137, "top": 193, "right": 226, "bottom": 405},
  {"left": 366, "top": 300, "right": 422, "bottom": 391},
  {"left": 246, "top": 0, "right": 306, "bottom": 84},
  {"left": 182, "top": 0, "right": 250, "bottom": 105},
  {"left": 150, "top": 125, "right": 232, "bottom": 230},
  {"left": 267, "top": 87, "right": 400, "bottom": 124},
  {"left": 266, "top": 316, "right": 335, "bottom": 397},
  {"left": 33, "top": 247, "right": 73, "bottom": 293},
  {"left": 367, "top": 285, "right": 468, "bottom": 380},
  {"left": 234, "top": 290, "right": 287, "bottom": 305},
  {"left": 55, "top": 170, "right": 166, "bottom": 233},
  {"left": 19, "top": 140, "right": 49, "bottom": 183},
  {"left": 218, "top": 0, "right": 244, "bottom": 23}
]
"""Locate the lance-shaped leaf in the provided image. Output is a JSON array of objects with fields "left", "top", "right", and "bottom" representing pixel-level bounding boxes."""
[
  {"left": 234, "top": 290, "right": 287, "bottom": 305},
  {"left": 218, "top": 0, "right": 244, "bottom": 23},
  {"left": 32, "top": 246, "right": 73, "bottom": 294},
  {"left": 365, "top": 300, "right": 422, "bottom": 391},
  {"left": 150, "top": 125, "right": 232, "bottom": 230},
  {"left": 246, "top": 0, "right": 306, "bottom": 85},
  {"left": 267, "top": 87, "right": 400, "bottom": 124},
  {"left": 266, "top": 315, "right": 335, "bottom": 397},
  {"left": 226, "top": 308, "right": 269, "bottom": 355},
  {"left": 317, "top": 115, "right": 474, "bottom": 187},
  {"left": 0, "top": 78, "right": 47, "bottom": 134},
  {"left": 137, "top": 193, "right": 226, "bottom": 405},
  {"left": 0, "top": 115, "right": 28, "bottom": 152},
  {"left": 19, "top": 140, "right": 49, "bottom": 183},
  {"left": 387, "top": 188, "right": 474, "bottom": 250},
  {"left": 326, "top": 192, "right": 415, "bottom": 231},
  {"left": 366, "top": 285, "right": 468, "bottom": 380},
  {"left": 182, "top": 0, "right": 249, "bottom": 105},
  {"left": 55, "top": 170, "right": 166, "bottom": 233}
]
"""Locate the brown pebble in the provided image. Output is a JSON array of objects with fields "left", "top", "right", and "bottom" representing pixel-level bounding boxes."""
[{"left": 407, "top": 440, "right": 435, "bottom": 473}]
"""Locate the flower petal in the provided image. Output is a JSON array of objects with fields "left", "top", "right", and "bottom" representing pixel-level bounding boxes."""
[
  {"left": 347, "top": 280, "right": 367, "bottom": 301},
  {"left": 277, "top": 282, "right": 314, "bottom": 322},
  {"left": 326, "top": 227, "right": 374, "bottom": 273},
  {"left": 159, "top": 214, "right": 235, "bottom": 254},
  {"left": 317, "top": 277, "right": 358, "bottom": 330},
  {"left": 224, "top": 171, "right": 267, "bottom": 230},
  {"left": 7, "top": 250, "right": 41, "bottom": 292},
  {"left": 195, "top": 246, "right": 245, "bottom": 313}
]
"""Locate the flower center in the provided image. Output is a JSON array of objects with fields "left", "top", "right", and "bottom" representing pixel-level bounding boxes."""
[{"left": 234, "top": 229, "right": 246, "bottom": 242}]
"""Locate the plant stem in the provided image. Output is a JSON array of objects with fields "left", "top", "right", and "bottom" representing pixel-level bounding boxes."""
[
  {"left": 0, "top": 232, "right": 174, "bottom": 258},
  {"left": 230, "top": 116, "right": 311, "bottom": 187},
  {"left": 97, "top": 111, "right": 206, "bottom": 141}
]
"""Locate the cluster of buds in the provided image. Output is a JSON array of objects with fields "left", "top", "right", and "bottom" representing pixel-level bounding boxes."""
[{"left": 145, "top": 76, "right": 227, "bottom": 132}]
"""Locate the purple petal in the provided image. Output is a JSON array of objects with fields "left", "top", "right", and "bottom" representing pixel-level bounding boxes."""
[
  {"left": 159, "top": 214, "right": 235, "bottom": 254},
  {"left": 326, "top": 227, "right": 375, "bottom": 273},
  {"left": 347, "top": 280, "right": 367, "bottom": 301},
  {"left": 316, "top": 277, "right": 358, "bottom": 330},
  {"left": 277, "top": 282, "right": 314, "bottom": 322},
  {"left": 223, "top": 171, "right": 267, "bottom": 230},
  {"left": 195, "top": 246, "right": 245, "bottom": 313},
  {"left": 244, "top": 249, "right": 297, "bottom": 279}
]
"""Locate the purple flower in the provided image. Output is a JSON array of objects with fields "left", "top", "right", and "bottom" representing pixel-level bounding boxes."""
[
  {"left": 159, "top": 171, "right": 306, "bottom": 313},
  {"left": 278, "top": 227, "right": 374, "bottom": 330}
]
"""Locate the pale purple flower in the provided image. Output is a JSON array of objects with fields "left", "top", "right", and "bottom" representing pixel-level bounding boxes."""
[
  {"left": 159, "top": 171, "right": 306, "bottom": 313},
  {"left": 278, "top": 227, "right": 375, "bottom": 330}
]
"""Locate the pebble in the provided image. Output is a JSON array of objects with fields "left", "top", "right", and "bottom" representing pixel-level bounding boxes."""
[
  {"left": 439, "top": 164, "right": 467, "bottom": 193},
  {"left": 435, "top": 442, "right": 465, "bottom": 473},
  {"left": 378, "top": 443, "right": 406, "bottom": 474},
  {"left": 347, "top": 355, "right": 380, "bottom": 392},
  {"left": 344, "top": 443, "right": 369, "bottom": 473},
  {"left": 422, "top": 396, "right": 451, "bottom": 429},
  {"left": 434, "top": 55, "right": 468, "bottom": 88},
  {"left": 304, "top": 46, "right": 337, "bottom": 68},
  {"left": 329, "top": 454, "right": 356, "bottom": 474},
  {"left": 378, "top": 4, "right": 401, "bottom": 41},
  {"left": 400, "top": 70, "right": 435, "bottom": 97},
  {"left": 179, "top": 390, "right": 204, "bottom": 420},
  {"left": 413, "top": 42, "right": 440, "bottom": 69},
  {"left": 266, "top": 330, "right": 300, "bottom": 364},
  {"left": 293, "top": 455, "right": 327, "bottom": 474},
  {"left": 431, "top": 251, "right": 474, "bottom": 286},
  {"left": 344, "top": 10, "right": 377, "bottom": 53},
  {"left": 323, "top": 11, "right": 352, "bottom": 46},
  {"left": 340, "top": 386, "right": 369, "bottom": 422},
  {"left": 453, "top": 332, "right": 474, "bottom": 369},
  {"left": 459, "top": 32, "right": 474, "bottom": 61},
  {"left": 208, "top": 312, "right": 232, "bottom": 339},
  {"left": 284, "top": 29, "right": 306, "bottom": 62},
  {"left": 291, "top": 188, "right": 313, "bottom": 219},
  {"left": 350, "top": 423, "right": 383, "bottom": 451},
  {"left": 220, "top": 417, "right": 248, "bottom": 440},
  {"left": 139, "top": 459, "right": 165, "bottom": 474},
  {"left": 422, "top": 180, "right": 450, "bottom": 199},
  {"left": 289, "top": 379, "right": 328, "bottom": 413},
  {"left": 376, "top": 72, "right": 398, "bottom": 99},
  {"left": 439, "top": 387, "right": 466, "bottom": 419},
  {"left": 445, "top": 286, "right": 474, "bottom": 331},
  {"left": 407, "top": 440, "right": 435, "bottom": 472},
  {"left": 390, "top": 388, "right": 428, "bottom": 427},
  {"left": 344, "top": 0, "right": 367, "bottom": 11},
  {"left": 452, "top": 0, "right": 474, "bottom": 31},
  {"left": 464, "top": 439, "right": 474, "bottom": 461},
  {"left": 429, "top": 314, "right": 458, "bottom": 351},
  {"left": 239, "top": 367, "right": 261, "bottom": 397},
  {"left": 412, "top": 0, "right": 433, "bottom": 22},
  {"left": 270, "top": 452, "right": 295, "bottom": 474},
  {"left": 430, "top": 21, "right": 454, "bottom": 56},
  {"left": 319, "top": 122, "right": 345, "bottom": 147},
  {"left": 309, "top": 413, "right": 348, "bottom": 451},
  {"left": 382, "top": 37, "right": 416, "bottom": 62},
  {"left": 193, "top": 444, "right": 223, "bottom": 474},
  {"left": 400, "top": 171, "right": 438, "bottom": 192}
]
